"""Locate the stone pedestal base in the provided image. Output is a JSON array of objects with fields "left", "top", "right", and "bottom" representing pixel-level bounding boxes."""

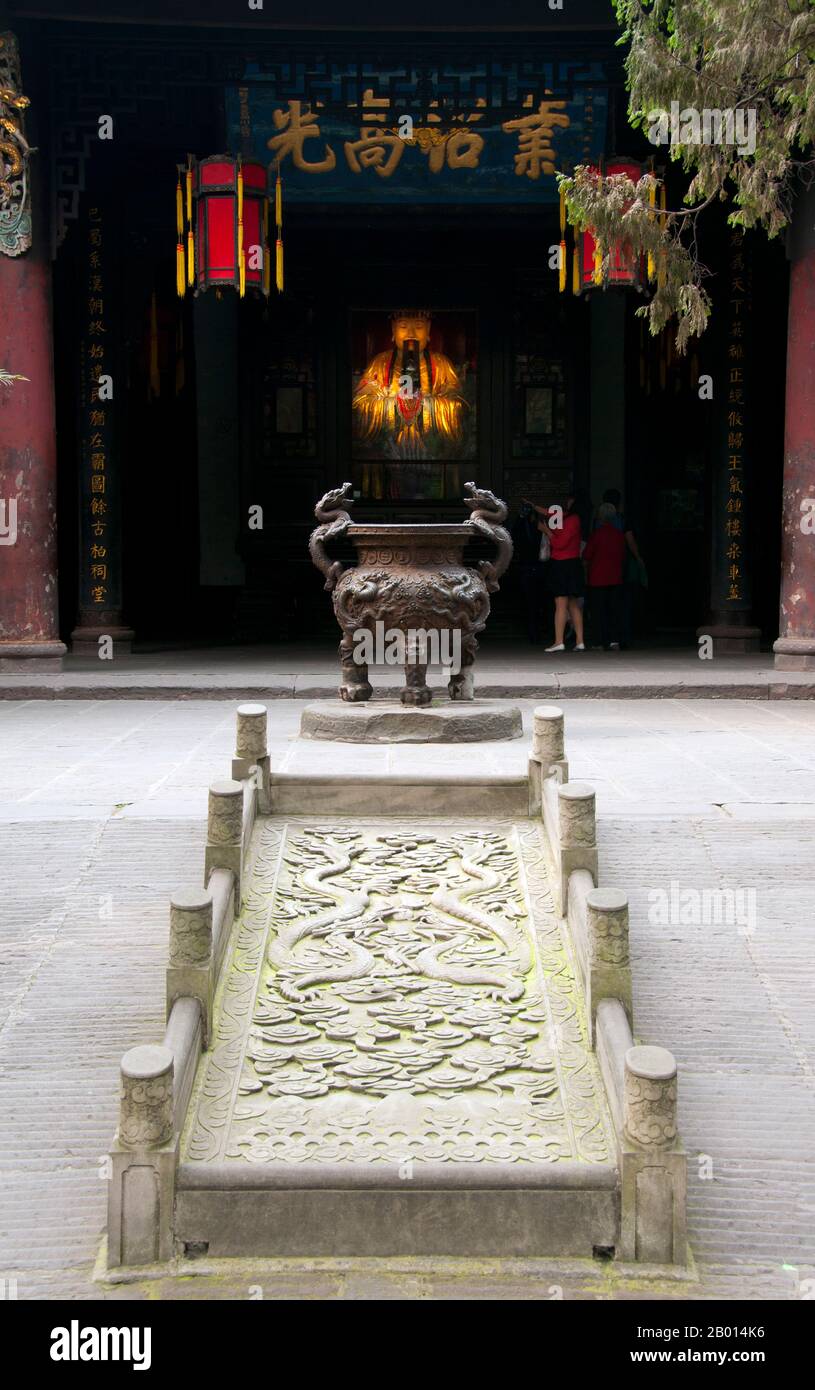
[
  {"left": 773, "top": 637, "right": 815, "bottom": 670},
  {"left": 70, "top": 623, "right": 135, "bottom": 657},
  {"left": 300, "top": 699, "right": 523, "bottom": 743},
  {"left": 0, "top": 640, "right": 66, "bottom": 671},
  {"left": 696, "top": 624, "right": 761, "bottom": 655}
]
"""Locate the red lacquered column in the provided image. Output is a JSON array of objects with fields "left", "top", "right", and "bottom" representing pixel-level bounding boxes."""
[
  {"left": 774, "top": 183, "right": 815, "bottom": 670},
  {"left": 0, "top": 33, "right": 65, "bottom": 670}
]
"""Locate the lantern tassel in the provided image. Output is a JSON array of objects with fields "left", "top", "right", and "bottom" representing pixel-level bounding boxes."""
[
  {"left": 262, "top": 200, "right": 271, "bottom": 297},
  {"left": 185, "top": 163, "right": 193, "bottom": 226},
  {"left": 593, "top": 240, "right": 603, "bottom": 287},
  {"left": 572, "top": 240, "right": 580, "bottom": 295},
  {"left": 176, "top": 175, "right": 183, "bottom": 238},
  {"left": 275, "top": 169, "right": 283, "bottom": 294},
  {"left": 237, "top": 161, "right": 245, "bottom": 298},
  {"left": 558, "top": 185, "right": 568, "bottom": 293},
  {"left": 176, "top": 239, "right": 186, "bottom": 298},
  {"left": 187, "top": 229, "right": 194, "bottom": 288}
]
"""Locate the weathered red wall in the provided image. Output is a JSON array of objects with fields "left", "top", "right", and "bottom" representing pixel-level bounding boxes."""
[{"left": 0, "top": 233, "right": 64, "bottom": 655}]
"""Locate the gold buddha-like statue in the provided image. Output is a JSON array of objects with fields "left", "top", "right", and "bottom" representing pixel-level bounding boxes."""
[{"left": 353, "top": 310, "right": 467, "bottom": 458}]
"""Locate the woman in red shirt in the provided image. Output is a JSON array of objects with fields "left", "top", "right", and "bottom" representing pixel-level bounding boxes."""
[{"left": 525, "top": 495, "right": 585, "bottom": 652}]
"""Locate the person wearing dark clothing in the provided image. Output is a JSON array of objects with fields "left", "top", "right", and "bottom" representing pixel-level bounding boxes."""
[
  {"left": 583, "top": 502, "right": 626, "bottom": 649},
  {"left": 599, "top": 490, "right": 645, "bottom": 647},
  {"left": 523, "top": 495, "right": 586, "bottom": 651}
]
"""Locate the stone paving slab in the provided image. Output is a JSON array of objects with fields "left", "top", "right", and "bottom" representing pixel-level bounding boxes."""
[{"left": 1, "top": 697, "right": 814, "bottom": 1298}]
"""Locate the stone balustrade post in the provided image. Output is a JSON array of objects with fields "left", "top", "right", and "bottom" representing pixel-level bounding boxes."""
[
  {"left": 532, "top": 704, "right": 567, "bottom": 773},
  {"left": 108, "top": 1044, "right": 177, "bottom": 1267},
  {"left": 232, "top": 703, "right": 271, "bottom": 810},
  {"left": 167, "top": 889, "right": 214, "bottom": 1042},
  {"left": 119, "top": 1045, "right": 174, "bottom": 1150},
  {"left": 205, "top": 779, "right": 244, "bottom": 903},
  {"left": 528, "top": 704, "right": 568, "bottom": 815},
  {"left": 554, "top": 781, "right": 598, "bottom": 911},
  {"left": 620, "top": 1045, "right": 687, "bottom": 1265},
  {"left": 584, "top": 888, "right": 631, "bottom": 1037},
  {"left": 624, "top": 1046, "right": 677, "bottom": 1149},
  {"left": 235, "top": 702, "right": 268, "bottom": 761}
]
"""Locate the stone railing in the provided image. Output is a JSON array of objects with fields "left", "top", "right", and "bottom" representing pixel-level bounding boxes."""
[
  {"left": 531, "top": 704, "right": 687, "bottom": 1267},
  {"left": 106, "top": 704, "right": 268, "bottom": 1268},
  {"left": 107, "top": 700, "right": 688, "bottom": 1270}
]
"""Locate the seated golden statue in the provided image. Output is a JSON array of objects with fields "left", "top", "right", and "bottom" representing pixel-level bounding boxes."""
[{"left": 353, "top": 310, "right": 467, "bottom": 458}]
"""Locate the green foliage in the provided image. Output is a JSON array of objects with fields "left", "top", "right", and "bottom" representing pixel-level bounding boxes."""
[{"left": 560, "top": 0, "right": 815, "bottom": 347}]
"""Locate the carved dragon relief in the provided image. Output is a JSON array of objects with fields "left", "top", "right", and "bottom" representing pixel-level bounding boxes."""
[
  {"left": 183, "top": 820, "right": 613, "bottom": 1168},
  {"left": 308, "top": 482, "right": 354, "bottom": 593},
  {"left": 0, "top": 34, "right": 32, "bottom": 257}
]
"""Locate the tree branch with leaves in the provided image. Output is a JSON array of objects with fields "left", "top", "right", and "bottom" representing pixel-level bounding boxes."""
[{"left": 559, "top": 0, "right": 815, "bottom": 349}]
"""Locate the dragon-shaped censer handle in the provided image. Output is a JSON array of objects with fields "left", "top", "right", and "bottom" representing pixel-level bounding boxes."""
[
  {"left": 309, "top": 481, "right": 354, "bottom": 591},
  {"left": 463, "top": 481, "right": 513, "bottom": 594}
]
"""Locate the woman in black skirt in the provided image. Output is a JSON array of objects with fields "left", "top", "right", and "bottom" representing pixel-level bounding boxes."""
[{"left": 525, "top": 495, "right": 586, "bottom": 652}]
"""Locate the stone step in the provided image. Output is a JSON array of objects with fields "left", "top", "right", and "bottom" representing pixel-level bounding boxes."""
[{"left": 268, "top": 772, "right": 530, "bottom": 816}]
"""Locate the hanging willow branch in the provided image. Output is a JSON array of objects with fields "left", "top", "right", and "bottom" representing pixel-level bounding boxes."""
[
  {"left": 560, "top": 167, "right": 712, "bottom": 352},
  {"left": 559, "top": 0, "right": 815, "bottom": 349}
]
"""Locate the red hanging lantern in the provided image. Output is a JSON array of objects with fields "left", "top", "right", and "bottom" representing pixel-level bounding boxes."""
[
  {"left": 176, "top": 155, "right": 272, "bottom": 298},
  {"left": 574, "top": 159, "right": 647, "bottom": 295}
]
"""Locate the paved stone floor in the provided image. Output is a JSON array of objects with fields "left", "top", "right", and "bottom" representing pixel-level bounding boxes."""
[{"left": 1, "top": 697, "right": 814, "bottom": 1300}]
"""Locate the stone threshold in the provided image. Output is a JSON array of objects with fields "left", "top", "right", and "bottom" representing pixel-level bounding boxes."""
[{"left": 2, "top": 678, "right": 813, "bottom": 700}]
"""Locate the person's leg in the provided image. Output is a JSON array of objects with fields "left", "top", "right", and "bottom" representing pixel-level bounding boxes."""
[
  {"left": 620, "top": 582, "right": 633, "bottom": 648},
  {"left": 609, "top": 585, "right": 623, "bottom": 646},
  {"left": 597, "top": 587, "right": 610, "bottom": 648},
  {"left": 552, "top": 595, "right": 568, "bottom": 645},
  {"left": 567, "top": 597, "right": 584, "bottom": 647}
]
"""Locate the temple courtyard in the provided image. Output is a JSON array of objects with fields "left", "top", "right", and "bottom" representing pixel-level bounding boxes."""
[{"left": 1, "top": 688, "right": 813, "bottom": 1300}]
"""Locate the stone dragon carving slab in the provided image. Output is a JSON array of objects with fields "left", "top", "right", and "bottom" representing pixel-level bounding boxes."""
[{"left": 182, "top": 818, "right": 613, "bottom": 1169}]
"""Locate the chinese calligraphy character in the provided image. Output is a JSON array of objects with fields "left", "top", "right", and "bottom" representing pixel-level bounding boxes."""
[
  {"left": 268, "top": 102, "right": 337, "bottom": 173},
  {"left": 502, "top": 100, "right": 570, "bottom": 179},
  {"left": 344, "top": 127, "right": 405, "bottom": 178}
]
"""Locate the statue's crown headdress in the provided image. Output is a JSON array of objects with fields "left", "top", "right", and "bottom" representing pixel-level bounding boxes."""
[{"left": 390, "top": 308, "right": 432, "bottom": 321}]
